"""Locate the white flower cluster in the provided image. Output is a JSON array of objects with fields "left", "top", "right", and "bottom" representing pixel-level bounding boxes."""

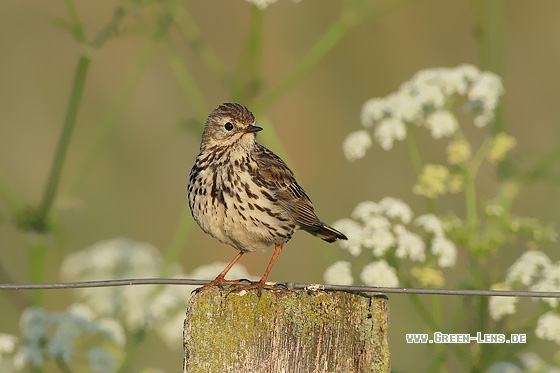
[
  {"left": 0, "top": 333, "right": 22, "bottom": 372},
  {"left": 342, "top": 130, "right": 372, "bottom": 162},
  {"left": 530, "top": 262, "right": 560, "bottom": 307},
  {"left": 1, "top": 305, "right": 124, "bottom": 372},
  {"left": 325, "top": 198, "right": 457, "bottom": 287},
  {"left": 489, "top": 250, "right": 560, "bottom": 346},
  {"left": 504, "top": 250, "right": 555, "bottom": 298},
  {"left": 0, "top": 238, "right": 259, "bottom": 371},
  {"left": 343, "top": 64, "right": 504, "bottom": 159},
  {"left": 61, "top": 237, "right": 256, "bottom": 348},
  {"left": 487, "top": 284, "right": 518, "bottom": 322},
  {"left": 246, "top": 0, "right": 302, "bottom": 10},
  {"left": 535, "top": 312, "right": 560, "bottom": 345},
  {"left": 360, "top": 260, "right": 399, "bottom": 288},
  {"left": 323, "top": 261, "right": 353, "bottom": 285}
]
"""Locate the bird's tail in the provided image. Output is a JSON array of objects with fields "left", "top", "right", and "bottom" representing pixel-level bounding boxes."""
[{"left": 303, "top": 222, "right": 348, "bottom": 243}]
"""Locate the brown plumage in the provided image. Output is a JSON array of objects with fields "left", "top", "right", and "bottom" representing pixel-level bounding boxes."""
[{"left": 188, "top": 103, "right": 347, "bottom": 294}]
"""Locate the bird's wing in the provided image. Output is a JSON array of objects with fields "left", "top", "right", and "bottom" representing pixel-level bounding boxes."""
[{"left": 251, "top": 143, "right": 321, "bottom": 228}]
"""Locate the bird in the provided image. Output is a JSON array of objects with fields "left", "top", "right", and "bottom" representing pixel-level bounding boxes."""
[{"left": 187, "top": 103, "right": 347, "bottom": 294}]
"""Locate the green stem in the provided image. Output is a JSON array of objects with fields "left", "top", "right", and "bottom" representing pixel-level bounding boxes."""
[
  {"left": 252, "top": 0, "right": 417, "bottom": 114},
  {"left": 472, "top": 0, "right": 505, "bottom": 75},
  {"left": 395, "top": 263, "right": 468, "bottom": 363},
  {"left": 491, "top": 179, "right": 519, "bottom": 215},
  {"left": 117, "top": 329, "right": 146, "bottom": 373},
  {"left": 407, "top": 292, "right": 439, "bottom": 331},
  {"left": 56, "top": 357, "right": 74, "bottom": 373},
  {"left": 405, "top": 130, "right": 423, "bottom": 175},
  {"left": 393, "top": 260, "right": 438, "bottom": 330},
  {"left": 163, "top": 203, "right": 195, "bottom": 276},
  {"left": 464, "top": 137, "right": 492, "bottom": 225},
  {"left": 36, "top": 54, "right": 91, "bottom": 231},
  {"left": 28, "top": 235, "right": 48, "bottom": 306},
  {"left": 469, "top": 136, "right": 493, "bottom": 176},
  {"left": 0, "top": 172, "right": 20, "bottom": 214},
  {"left": 464, "top": 169, "right": 477, "bottom": 226},
  {"left": 407, "top": 290, "right": 463, "bottom": 371},
  {"left": 0, "top": 262, "right": 32, "bottom": 310},
  {"left": 63, "top": 0, "right": 86, "bottom": 43},
  {"left": 169, "top": 3, "right": 228, "bottom": 86},
  {"left": 253, "top": 10, "right": 355, "bottom": 113},
  {"left": 406, "top": 127, "right": 436, "bottom": 211},
  {"left": 475, "top": 295, "right": 488, "bottom": 371},
  {"left": 426, "top": 350, "right": 448, "bottom": 373},
  {"left": 430, "top": 295, "right": 442, "bottom": 330},
  {"left": 524, "top": 143, "right": 560, "bottom": 182},
  {"left": 231, "top": 5, "right": 264, "bottom": 103},
  {"left": 91, "top": 7, "right": 125, "bottom": 49},
  {"left": 472, "top": 0, "right": 505, "bottom": 135},
  {"left": 70, "top": 14, "right": 173, "bottom": 193},
  {"left": 463, "top": 253, "right": 490, "bottom": 370},
  {"left": 166, "top": 40, "right": 209, "bottom": 125}
]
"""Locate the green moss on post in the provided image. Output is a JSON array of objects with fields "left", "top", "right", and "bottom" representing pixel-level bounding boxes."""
[{"left": 183, "top": 287, "right": 390, "bottom": 372}]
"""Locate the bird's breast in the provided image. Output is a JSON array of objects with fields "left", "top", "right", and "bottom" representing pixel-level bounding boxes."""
[{"left": 188, "top": 156, "right": 296, "bottom": 252}]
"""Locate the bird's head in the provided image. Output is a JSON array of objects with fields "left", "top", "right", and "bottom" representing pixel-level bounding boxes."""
[{"left": 200, "top": 103, "right": 262, "bottom": 152}]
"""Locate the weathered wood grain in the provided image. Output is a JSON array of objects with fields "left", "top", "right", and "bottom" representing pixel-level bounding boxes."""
[{"left": 184, "top": 287, "right": 390, "bottom": 373}]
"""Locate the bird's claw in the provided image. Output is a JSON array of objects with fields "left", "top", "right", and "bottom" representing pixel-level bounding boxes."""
[
  {"left": 225, "top": 281, "right": 289, "bottom": 297},
  {"left": 192, "top": 278, "right": 246, "bottom": 294}
]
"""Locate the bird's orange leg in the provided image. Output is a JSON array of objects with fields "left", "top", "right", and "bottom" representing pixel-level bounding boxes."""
[
  {"left": 195, "top": 251, "right": 245, "bottom": 293},
  {"left": 235, "top": 244, "right": 284, "bottom": 296}
]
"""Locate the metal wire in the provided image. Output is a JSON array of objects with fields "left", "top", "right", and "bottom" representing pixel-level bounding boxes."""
[{"left": 0, "top": 278, "right": 559, "bottom": 298}]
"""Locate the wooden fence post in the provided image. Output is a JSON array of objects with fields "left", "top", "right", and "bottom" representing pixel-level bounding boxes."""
[{"left": 183, "top": 286, "right": 390, "bottom": 373}]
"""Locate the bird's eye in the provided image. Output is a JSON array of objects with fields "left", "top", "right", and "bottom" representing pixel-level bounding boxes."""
[{"left": 224, "top": 122, "right": 234, "bottom": 131}]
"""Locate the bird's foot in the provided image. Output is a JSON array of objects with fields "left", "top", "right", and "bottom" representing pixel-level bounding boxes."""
[
  {"left": 229, "top": 280, "right": 288, "bottom": 297},
  {"left": 192, "top": 276, "right": 245, "bottom": 294}
]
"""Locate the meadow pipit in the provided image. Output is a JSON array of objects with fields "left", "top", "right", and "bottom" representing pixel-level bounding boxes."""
[{"left": 188, "top": 103, "right": 347, "bottom": 294}]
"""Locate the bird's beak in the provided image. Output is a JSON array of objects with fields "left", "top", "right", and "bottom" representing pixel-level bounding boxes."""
[{"left": 244, "top": 125, "right": 263, "bottom": 133}]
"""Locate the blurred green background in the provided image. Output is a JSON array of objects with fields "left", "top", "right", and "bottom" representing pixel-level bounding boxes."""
[{"left": 1, "top": 0, "right": 559, "bottom": 371}]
